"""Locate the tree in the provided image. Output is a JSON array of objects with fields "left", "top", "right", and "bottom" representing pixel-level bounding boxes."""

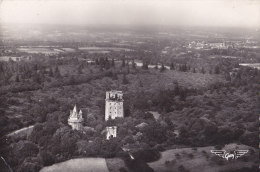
[
  {"left": 142, "top": 121, "right": 167, "bottom": 144},
  {"left": 201, "top": 67, "right": 205, "bottom": 74},
  {"left": 49, "top": 68, "right": 53, "bottom": 77},
  {"left": 112, "top": 73, "right": 118, "bottom": 80},
  {"left": 155, "top": 63, "right": 158, "bottom": 70},
  {"left": 214, "top": 66, "right": 220, "bottom": 74},
  {"left": 179, "top": 88, "right": 187, "bottom": 101},
  {"left": 142, "top": 61, "right": 148, "bottom": 70},
  {"left": 69, "top": 75, "right": 75, "bottom": 85},
  {"left": 77, "top": 65, "right": 83, "bottom": 74},
  {"left": 33, "top": 64, "right": 38, "bottom": 71},
  {"left": 33, "top": 73, "right": 42, "bottom": 84},
  {"left": 122, "top": 74, "right": 129, "bottom": 85},
  {"left": 253, "top": 68, "right": 258, "bottom": 76},
  {"left": 15, "top": 75, "right": 20, "bottom": 82},
  {"left": 95, "top": 59, "right": 100, "bottom": 65},
  {"left": 139, "top": 80, "right": 143, "bottom": 87},
  {"left": 122, "top": 58, "right": 126, "bottom": 67},
  {"left": 127, "top": 65, "right": 130, "bottom": 74},
  {"left": 18, "top": 161, "right": 41, "bottom": 172},
  {"left": 105, "top": 60, "right": 111, "bottom": 70},
  {"left": 174, "top": 82, "right": 180, "bottom": 95},
  {"left": 178, "top": 165, "right": 190, "bottom": 172},
  {"left": 39, "top": 150, "right": 55, "bottom": 166},
  {"left": 160, "top": 64, "right": 165, "bottom": 72},
  {"left": 132, "top": 60, "right": 136, "bottom": 69},
  {"left": 181, "top": 64, "right": 187, "bottom": 72},
  {"left": 111, "top": 58, "right": 115, "bottom": 67},
  {"left": 170, "top": 62, "right": 174, "bottom": 70},
  {"left": 14, "top": 140, "right": 39, "bottom": 159},
  {"left": 54, "top": 66, "right": 61, "bottom": 78}
]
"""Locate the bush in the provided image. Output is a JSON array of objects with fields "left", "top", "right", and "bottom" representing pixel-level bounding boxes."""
[
  {"left": 165, "top": 160, "right": 170, "bottom": 165},
  {"left": 132, "top": 149, "right": 160, "bottom": 163},
  {"left": 124, "top": 157, "right": 154, "bottom": 172},
  {"left": 178, "top": 165, "right": 190, "bottom": 172},
  {"left": 188, "top": 153, "right": 194, "bottom": 159},
  {"left": 18, "top": 162, "right": 41, "bottom": 172},
  {"left": 192, "top": 147, "right": 197, "bottom": 151},
  {"left": 175, "top": 153, "right": 181, "bottom": 159},
  {"left": 39, "top": 150, "right": 55, "bottom": 166},
  {"left": 214, "top": 145, "right": 224, "bottom": 150},
  {"left": 119, "top": 167, "right": 128, "bottom": 172}
]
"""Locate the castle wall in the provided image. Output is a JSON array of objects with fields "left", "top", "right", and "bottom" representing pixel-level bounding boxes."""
[
  {"left": 105, "top": 91, "right": 124, "bottom": 121},
  {"left": 106, "top": 126, "right": 117, "bottom": 140},
  {"left": 105, "top": 101, "right": 123, "bottom": 120},
  {"left": 68, "top": 122, "right": 83, "bottom": 131}
]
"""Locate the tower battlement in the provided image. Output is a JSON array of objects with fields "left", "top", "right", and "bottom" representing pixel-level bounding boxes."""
[{"left": 106, "top": 91, "right": 123, "bottom": 101}]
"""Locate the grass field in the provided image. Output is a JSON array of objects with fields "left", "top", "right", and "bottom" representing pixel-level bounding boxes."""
[
  {"left": 148, "top": 143, "right": 258, "bottom": 172},
  {"left": 40, "top": 158, "right": 109, "bottom": 172}
]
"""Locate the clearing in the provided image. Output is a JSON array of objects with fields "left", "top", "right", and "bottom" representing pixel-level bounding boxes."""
[
  {"left": 40, "top": 158, "right": 109, "bottom": 172},
  {"left": 148, "top": 143, "right": 257, "bottom": 172}
]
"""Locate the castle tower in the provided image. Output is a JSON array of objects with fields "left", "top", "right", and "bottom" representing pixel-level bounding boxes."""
[
  {"left": 68, "top": 105, "right": 84, "bottom": 130},
  {"left": 106, "top": 126, "right": 117, "bottom": 140},
  {"left": 105, "top": 91, "right": 124, "bottom": 121}
]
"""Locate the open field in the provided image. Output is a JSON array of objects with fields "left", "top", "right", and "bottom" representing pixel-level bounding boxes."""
[
  {"left": 40, "top": 158, "right": 109, "bottom": 172},
  {"left": 239, "top": 63, "right": 260, "bottom": 69},
  {"left": 78, "top": 47, "right": 133, "bottom": 52},
  {"left": 148, "top": 143, "right": 258, "bottom": 172},
  {"left": 17, "top": 48, "right": 61, "bottom": 54}
]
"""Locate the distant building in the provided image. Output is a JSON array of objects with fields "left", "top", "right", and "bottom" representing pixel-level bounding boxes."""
[
  {"left": 68, "top": 105, "right": 84, "bottom": 130},
  {"left": 106, "top": 126, "right": 117, "bottom": 140},
  {"left": 209, "top": 42, "right": 227, "bottom": 49},
  {"left": 105, "top": 91, "right": 124, "bottom": 121}
]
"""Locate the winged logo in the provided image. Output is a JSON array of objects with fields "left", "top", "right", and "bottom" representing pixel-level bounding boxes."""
[
  {"left": 234, "top": 150, "right": 249, "bottom": 159},
  {"left": 211, "top": 150, "right": 248, "bottom": 160}
]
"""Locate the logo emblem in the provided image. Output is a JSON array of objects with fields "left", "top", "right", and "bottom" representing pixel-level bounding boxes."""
[{"left": 210, "top": 150, "right": 248, "bottom": 160}]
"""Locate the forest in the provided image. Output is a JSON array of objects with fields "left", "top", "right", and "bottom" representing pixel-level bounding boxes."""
[{"left": 0, "top": 47, "right": 259, "bottom": 172}]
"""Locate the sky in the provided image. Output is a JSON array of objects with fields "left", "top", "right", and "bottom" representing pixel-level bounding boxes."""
[{"left": 0, "top": 0, "right": 259, "bottom": 28}]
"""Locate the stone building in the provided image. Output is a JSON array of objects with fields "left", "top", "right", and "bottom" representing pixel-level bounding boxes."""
[
  {"left": 68, "top": 105, "right": 84, "bottom": 131},
  {"left": 105, "top": 91, "right": 124, "bottom": 121},
  {"left": 106, "top": 126, "right": 117, "bottom": 140}
]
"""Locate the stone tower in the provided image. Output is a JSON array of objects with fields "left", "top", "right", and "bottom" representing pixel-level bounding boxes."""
[
  {"left": 106, "top": 126, "right": 117, "bottom": 140},
  {"left": 105, "top": 91, "right": 124, "bottom": 121},
  {"left": 68, "top": 105, "right": 84, "bottom": 131}
]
